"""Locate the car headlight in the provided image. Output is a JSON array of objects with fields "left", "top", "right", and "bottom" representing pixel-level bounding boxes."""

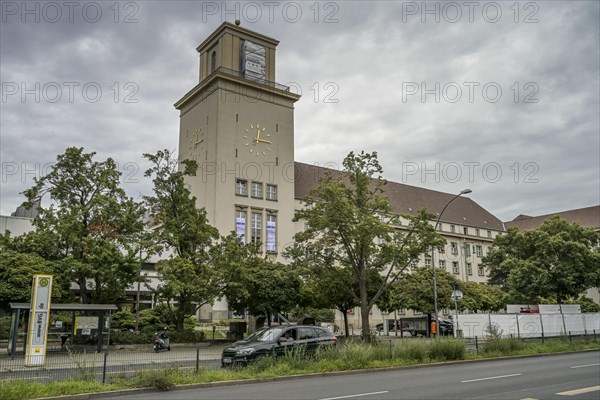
[{"left": 236, "top": 348, "right": 256, "bottom": 355}]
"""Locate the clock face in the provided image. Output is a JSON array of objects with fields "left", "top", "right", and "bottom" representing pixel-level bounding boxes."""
[
  {"left": 187, "top": 128, "right": 205, "bottom": 159},
  {"left": 243, "top": 124, "right": 272, "bottom": 157}
]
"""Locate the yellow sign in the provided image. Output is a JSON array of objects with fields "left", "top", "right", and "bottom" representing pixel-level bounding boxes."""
[{"left": 25, "top": 274, "right": 53, "bottom": 367}]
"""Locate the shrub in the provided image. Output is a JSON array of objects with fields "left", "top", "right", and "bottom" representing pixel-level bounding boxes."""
[
  {"left": 427, "top": 339, "right": 466, "bottom": 361},
  {"left": 0, "top": 316, "right": 11, "bottom": 340},
  {"left": 170, "top": 330, "right": 205, "bottom": 343},
  {"left": 396, "top": 340, "right": 427, "bottom": 362},
  {"left": 133, "top": 368, "right": 176, "bottom": 391},
  {"left": 483, "top": 337, "right": 525, "bottom": 354}
]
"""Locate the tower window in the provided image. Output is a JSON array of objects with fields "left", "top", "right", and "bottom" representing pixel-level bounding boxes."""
[
  {"left": 235, "top": 179, "right": 248, "bottom": 196},
  {"left": 266, "top": 184, "right": 277, "bottom": 201},
  {"left": 251, "top": 182, "right": 263, "bottom": 198},
  {"left": 251, "top": 212, "right": 262, "bottom": 244},
  {"left": 211, "top": 51, "right": 217, "bottom": 72}
]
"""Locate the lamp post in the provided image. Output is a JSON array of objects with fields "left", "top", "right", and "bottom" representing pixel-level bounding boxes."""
[
  {"left": 432, "top": 189, "right": 472, "bottom": 338},
  {"left": 451, "top": 283, "right": 463, "bottom": 338}
]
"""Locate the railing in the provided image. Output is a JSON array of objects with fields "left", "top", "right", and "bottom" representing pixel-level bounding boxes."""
[{"left": 204, "top": 67, "right": 291, "bottom": 92}]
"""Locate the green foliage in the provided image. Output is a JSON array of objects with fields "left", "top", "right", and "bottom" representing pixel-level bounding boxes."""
[
  {"left": 132, "top": 368, "right": 176, "bottom": 390},
  {"left": 17, "top": 147, "right": 145, "bottom": 304},
  {"left": 228, "top": 259, "right": 302, "bottom": 319},
  {"left": 384, "top": 268, "right": 458, "bottom": 314},
  {"left": 0, "top": 316, "right": 11, "bottom": 340},
  {"left": 483, "top": 337, "right": 526, "bottom": 354},
  {"left": 144, "top": 150, "right": 260, "bottom": 333},
  {"left": 483, "top": 218, "right": 600, "bottom": 304},
  {"left": 0, "top": 239, "right": 73, "bottom": 311},
  {"left": 286, "top": 151, "right": 443, "bottom": 340},
  {"left": 289, "top": 307, "right": 335, "bottom": 323},
  {"left": 459, "top": 282, "right": 507, "bottom": 312},
  {"left": 427, "top": 339, "right": 466, "bottom": 361}
]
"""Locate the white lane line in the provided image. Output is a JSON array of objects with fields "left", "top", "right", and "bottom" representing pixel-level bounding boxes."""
[
  {"left": 557, "top": 385, "right": 600, "bottom": 396},
  {"left": 570, "top": 363, "right": 600, "bottom": 369},
  {"left": 319, "top": 391, "right": 389, "bottom": 400},
  {"left": 461, "top": 373, "right": 522, "bottom": 383}
]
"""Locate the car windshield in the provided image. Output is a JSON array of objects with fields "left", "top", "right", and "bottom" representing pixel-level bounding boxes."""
[{"left": 246, "top": 327, "right": 285, "bottom": 342}]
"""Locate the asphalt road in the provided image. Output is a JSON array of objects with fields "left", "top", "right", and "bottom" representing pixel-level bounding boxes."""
[{"left": 102, "top": 351, "right": 600, "bottom": 400}]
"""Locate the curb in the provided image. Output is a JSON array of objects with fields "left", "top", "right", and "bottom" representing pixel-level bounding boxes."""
[{"left": 36, "top": 348, "right": 600, "bottom": 400}]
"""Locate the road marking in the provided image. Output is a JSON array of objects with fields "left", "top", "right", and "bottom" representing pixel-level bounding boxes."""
[
  {"left": 570, "top": 363, "right": 600, "bottom": 369},
  {"left": 557, "top": 386, "right": 600, "bottom": 396},
  {"left": 319, "top": 391, "right": 389, "bottom": 400},
  {"left": 461, "top": 373, "right": 522, "bottom": 383}
]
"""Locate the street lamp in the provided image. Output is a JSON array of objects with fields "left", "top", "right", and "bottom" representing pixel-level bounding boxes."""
[{"left": 432, "top": 189, "right": 472, "bottom": 337}]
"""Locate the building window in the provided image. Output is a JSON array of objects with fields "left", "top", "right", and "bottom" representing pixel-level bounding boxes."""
[
  {"left": 478, "top": 266, "right": 485, "bottom": 276},
  {"left": 236, "top": 179, "right": 248, "bottom": 196},
  {"left": 450, "top": 224, "right": 455, "bottom": 233},
  {"left": 266, "top": 214, "right": 277, "bottom": 253},
  {"left": 235, "top": 210, "right": 246, "bottom": 241},
  {"left": 487, "top": 230, "right": 492, "bottom": 238},
  {"left": 251, "top": 212, "right": 262, "bottom": 243},
  {"left": 266, "top": 184, "right": 277, "bottom": 200},
  {"left": 451, "top": 242, "right": 458, "bottom": 255},
  {"left": 424, "top": 258, "right": 431, "bottom": 268},
  {"left": 452, "top": 262, "right": 459, "bottom": 274},
  {"left": 251, "top": 181, "right": 263, "bottom": 198},
  {"left": 464, "top": 244, "right": 471, "bottom": 257},
  {"left": 408, "top": 259, "right": 417, "bottom": 270},
  {"left": 398, "top": 308, "right": 406, "bottom": 315},
  {"left": 475, "top": 245, "right": 483, "bottom": 257},
  {"left": 466, "top": 263, "right": 472, "bottom": 275},
  {"left": 438, "top": 260, "right": 446, "bottom": 270},
  {"left": 475, "top": 228, "right": 480, "bottom": 237},
  {"left": 463, "top": 227, "right": 468, "bottom": 235},
  {"left": 436, "top": 223, "right": 442, "bottom": 231},
  {"left": 437, "top": 245, "right": 445, "bottom": 254}
]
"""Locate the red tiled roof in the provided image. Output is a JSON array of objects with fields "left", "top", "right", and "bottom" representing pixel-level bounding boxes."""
[{"left": 294, "top": 162, "right": 504, "bottom": 231}]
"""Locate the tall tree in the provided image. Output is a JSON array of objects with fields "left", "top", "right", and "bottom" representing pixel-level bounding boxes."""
[
  {"left": 21, "top": 147, "right": 144, "bottom": 303},
  {"left": 287, "top": 151, "right": 442, "bottom": 339},
  {"left": 144, "top": 150, "right": 254, "bottom": 332},
  {"left": 387, "top": 268, "right": 458, "bottom": 315},
  {"left": 483, "top": 217, "right": 600, "bottom": 304}
]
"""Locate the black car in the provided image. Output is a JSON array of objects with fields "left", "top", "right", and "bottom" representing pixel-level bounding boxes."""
[{"left": 221, "top": 325, "right": 337, "bottom": 367}]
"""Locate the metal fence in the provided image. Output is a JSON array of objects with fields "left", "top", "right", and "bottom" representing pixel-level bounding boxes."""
[
  {"left": 0, "top": 346, "right": 223, "bottom": 383},
  {"left": 455, "top": 312, "right": 600, "bottom": 339}
]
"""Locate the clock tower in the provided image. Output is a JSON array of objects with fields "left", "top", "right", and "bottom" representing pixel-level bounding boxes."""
[{"left": 174, "top": 22, "right": 300, "bottom": 320}]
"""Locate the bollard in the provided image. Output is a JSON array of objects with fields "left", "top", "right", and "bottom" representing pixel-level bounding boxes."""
[
  {"left": 594, "top": 329, "right": 597, "bottom": 343},
  {"left": 196, "top": 348, "right": 200, "bottom": 373},
  {"left": 272, "top": 345, "right": 276, "bottom": 365},
  {"left": 102, "top": 352, "right": 108, "bottom": 384},
  {"left": 541, "top": 331, "right": 545, "bottom": 344},
  {"left": 389, "top": 339, "right": 393, "bottom": 359},
  {"left": 569, "top": 331, "right": 572, "bottom": 343},
  {"left": 475, "top": 336, "right": 479, "bottom": 354}
]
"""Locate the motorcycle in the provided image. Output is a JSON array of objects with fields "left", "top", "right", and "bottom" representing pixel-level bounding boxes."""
[{"left": 153, "top": 330, "right": 171, "bottom": 352}]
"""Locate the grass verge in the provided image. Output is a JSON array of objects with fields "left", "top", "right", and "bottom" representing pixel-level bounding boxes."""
[{"left": 1, "top": 338, "right": 598, "bottom": 400}]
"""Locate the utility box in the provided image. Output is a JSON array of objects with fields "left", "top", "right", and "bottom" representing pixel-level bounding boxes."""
[{"left": 229, "top": 321, "right": 247, "bottom": 341}]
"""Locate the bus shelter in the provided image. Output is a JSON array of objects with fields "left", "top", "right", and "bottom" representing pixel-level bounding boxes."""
[{"left": 8, "top": 303, "right": 117, "bottom": 356}]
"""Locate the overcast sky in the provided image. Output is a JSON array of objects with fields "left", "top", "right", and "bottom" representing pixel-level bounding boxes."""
[{"left": 1, "top": 1, "right": 598, "bottom": 221}]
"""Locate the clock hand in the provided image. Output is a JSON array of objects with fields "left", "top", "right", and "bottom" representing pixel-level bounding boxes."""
[{"left": 257, "top": 139, "right": 271, "bottom": 144}]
